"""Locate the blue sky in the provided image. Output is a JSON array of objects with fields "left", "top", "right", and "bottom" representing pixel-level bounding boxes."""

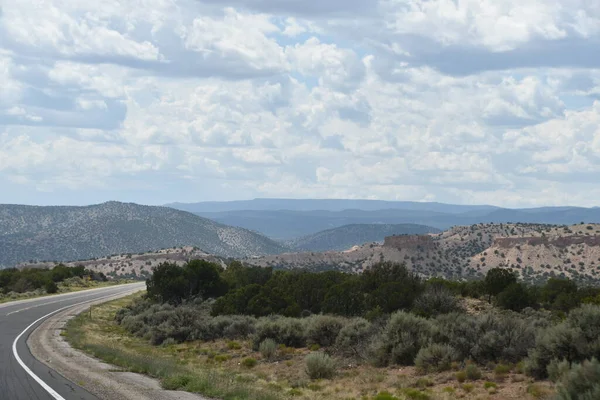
[{"left": 1, "top": 0, "right": 600, "bottom": 207}]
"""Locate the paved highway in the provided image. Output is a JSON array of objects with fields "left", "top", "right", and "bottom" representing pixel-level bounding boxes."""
[{"left": 0, "top": 283, "right": 145, "bottom": 400}]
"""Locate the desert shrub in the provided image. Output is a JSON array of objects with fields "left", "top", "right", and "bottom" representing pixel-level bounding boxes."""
[
  {"left": 369, "top": 311, "right": 433, "bottom": 367},
  {"left": 496, "top": 283, "right": 536, "bottom": 311},
  {"left": 259, "top": 338, "right": 278, "bottom": 360},
  {"left": 413, "top": 285, "right": 463, "bottom": 317},
  {"left": 45, "top": 280, "right": 59, "bottom": 294},
  {"left": 434, "top": 313, "right": 479, "bottom": 360},
  {"left": 473, "top": 312, "right": 537, "bottom": 363},
  {"left": 199, "top": 315, "right": 257, "bottom": 341},
  {"left": 305, "top": 352, "right": 336, "bottom": 379},
  {"left": 373, "top": 392, "right": 399, "bottom": 400},
  {"left": 227, "top": 341, "right": 241, "bottom": 350},
  {"left": 555, "top": 358, "right": 600, "bottom": 400},
  {"left": 334, "top": 318, "right": 373, "bottom": 359},
  {"left": 525, "top": 323, "right": 585, "bottom": 379},
  {"left": 148, "top": 306, "right": 202, "bottom": 345},
  {"left": 465, "top": 364, "right": 482, "bottom": 380},
  {"left": 241, "top": 357, "right": 257, "bottom": 368},
  {"left": 121, "top": 315, "right": 150, "bottom": 337},
  {"left": 455, "top": 371, "right": 466, "bottom": 382},
  {"left": 253, "top": 317, "right": 306, "bottom": 349},
  {"left": 494, "top": 363, "right": 511, "bottom": 376},
  {"left": 435, "top": 311, "right": 537, "bottom": 364},
  {"left": 526, "top": 305, "right": 600, "bottom": 378},
  {"left": 305, "top": 315, "right": 345, "bottom": 347},
  {"left": 415, "top": 344, "right": 458, "bottom": 372},
  {"left": 547, "top": 359, "right": 571, "bottom": 382}
]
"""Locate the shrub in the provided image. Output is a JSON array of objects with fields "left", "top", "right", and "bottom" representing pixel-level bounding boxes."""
[
  {"left": 222, "top": 316, "right": 257, "bottom": 339},
  {"left": 455, "top": 371, "right": 467, "bottom": 382},
  {"left": 484, "top": 381, "right": 497, "bottom": 389},
  {"left": 373, "top": 392, "right": 399, "bottom": 400},
  {"left": 461, "top": 383, "right": 474, "bottom": 393},
  {"left": 334, "top": 318, "right": 373, "bottom": 359},
  {"left": 253, "top": 317, "right": 306, "bottom": 349},
  {"left": 555, "top": 358, "right": 600, "bottom": 400},
  {"left": 547, "top": 359, "right": 571, "bottom": 383},
  {"left": 414, "top": 344, "right": 458, "bottom": 372},
  {"left": 305, "top": 315, "right": 345, "bottom": 347},
  {"left": 496, "top": 283, "right": 536, "bottom": 311},
  {"left": 494, "top": 363, "right": 511, "bottom": 376},
  {"left": 241, "top": 357, "right": 257, "bottom": 368},
  {"left": 436, "top": 311, "right": 537, "bottom": 364},
  {"left": 45, "top": 281, "right": 59, "bottom": 294},
  {"left": 259, "top": 339, "right": 278, "bottom": 360},
  {"left": 369, "top": 311, "right": 433, "bottom": 367},
  {"left": 402, "top": 388, "right": 430, "bottom": 400},
  {"left": 227, "top": 341, "right": 241, "bottom": 350},
  {"left": 465, "top": 364, "right": 482, "bottom": 380},
  {"left": 305, "top": 352, "right": 336, "bottom": 379},
  {"left": 527, "top": 383, "right": 552, "bottom": 399},
  {"left": 525, "top": 318, "right": 589, "bottom": 379},
  {"left": 206, "top": 315, "right": 257, "bottom": 341},
  {"left": 413, "top": 285, "right": 463, "bottom": 317}
]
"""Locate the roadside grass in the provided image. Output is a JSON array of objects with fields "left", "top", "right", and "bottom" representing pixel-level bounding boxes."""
[
  {"left": 64, "top": 294, "right": 284, "bottom": 400},
  {"left": 0, "top": 279, "right": 135, "bottom": 304},
  {"left": 64, "top": 295, "right": 554, "bottom": 400}
]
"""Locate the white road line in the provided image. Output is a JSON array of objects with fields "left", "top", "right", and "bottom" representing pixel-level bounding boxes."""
[
  {"left": 11, "top": 288, "right": 140, "bottom": 400},
  {"left": 6, "top": 288, "right": 123, "bottom": 316}
]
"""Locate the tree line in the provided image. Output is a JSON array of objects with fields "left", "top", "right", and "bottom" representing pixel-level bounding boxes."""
[
  {"left": 146, "top": 260, "right": 600, "bottom": 318},
  {"left": 0, "top": 264, "right": 107, "bottom": 294}
]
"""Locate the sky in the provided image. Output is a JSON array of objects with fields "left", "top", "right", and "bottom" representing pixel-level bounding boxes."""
[{"left": 1, "top": 0, "right": 600, "bottom": 207}]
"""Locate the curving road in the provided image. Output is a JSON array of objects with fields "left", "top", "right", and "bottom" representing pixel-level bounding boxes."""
[{"left": 0, "top": 283, "right": 145, "bottom": 400}]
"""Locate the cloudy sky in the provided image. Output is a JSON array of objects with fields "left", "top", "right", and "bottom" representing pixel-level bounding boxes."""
[{"left": 1, "top": 0, "right": 600, "bottom": 207}]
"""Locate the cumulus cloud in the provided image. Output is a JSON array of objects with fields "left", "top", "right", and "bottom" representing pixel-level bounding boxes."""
[{"left": 1, "top": 0, "right": 600, "bottom": 207}]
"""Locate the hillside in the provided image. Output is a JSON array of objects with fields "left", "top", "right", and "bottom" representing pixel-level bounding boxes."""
[
  {"left": 245, "top": 223, "right": 600, "bottom": 285},
  {"left": 17, "top": 246, "right": 226, "bottom": 280},
  {"left": 0, "top": 202, "right": 287, "bottom": 267},
  {"left": 171, "top": 201, "right": 600, "bottom": 239},
  {"left": 287, "top": 223, "right": 441, "bottom": 252}
]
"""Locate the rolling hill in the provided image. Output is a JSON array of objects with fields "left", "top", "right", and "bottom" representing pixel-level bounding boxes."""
[
  {"left": 246, "top": 223, "right": 600, "bottom": 285},
  {"left": 167, "top": 199, "right": 600, "bottom": 240},
  {"left": 0, "top": 202, "right": 287, "bottom": 267},
  {"left": 287, "top": 223, "right": 441, "bottom": 252}
]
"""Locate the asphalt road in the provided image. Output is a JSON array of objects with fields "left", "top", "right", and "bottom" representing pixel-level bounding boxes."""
[{"left": 0, "top": 283, "right": 145, "bottom": 400}]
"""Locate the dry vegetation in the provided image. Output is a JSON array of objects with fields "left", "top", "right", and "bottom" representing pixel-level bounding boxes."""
[
  {"left": 65, "top": 293, "right": 554, "bottom": 400},
  {"left": 18, "top": 246, "right": 226, "bottom": 280},
  {"left": 247, "top": 223, "right": 600, "bottom": 284}
]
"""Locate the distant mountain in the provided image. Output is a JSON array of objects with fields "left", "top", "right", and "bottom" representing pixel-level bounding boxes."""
[
  {"left": 166, "top": 198, "right": 499, "bottom": 213},
  {"left": 0, "top": 202, "right": 287, "bottom": 267},
  {"left": 165, "top": 200, "right": 600, "bottom": 240},
  {"left": 287, "top": 224, "right": 441, "bottom": 252},
  {"left": 247, "top": 223, "right": 600, "bottom": 285}
]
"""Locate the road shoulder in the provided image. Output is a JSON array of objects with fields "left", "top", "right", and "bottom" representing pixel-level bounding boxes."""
[{"left": 28, "top": 289, "right": 205, "bottom": 400}]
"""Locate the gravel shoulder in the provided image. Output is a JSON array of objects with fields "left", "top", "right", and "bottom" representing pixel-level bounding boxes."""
[{"left": 28, "top": 287, "right": 206, "bottom": 400}]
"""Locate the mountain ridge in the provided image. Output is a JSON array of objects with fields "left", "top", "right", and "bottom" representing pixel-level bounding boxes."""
[
  {"left": 287, "top": 223, "right": 441, "bottom": 252},
  {"left": 0, "top": 202, "right": 287, "bottom": 267}
]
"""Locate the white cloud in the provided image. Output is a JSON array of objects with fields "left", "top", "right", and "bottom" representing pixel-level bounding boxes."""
[
  {"left": 1, "top": 0, "right": 600, "bottom": 207},
  {"left": 182, "top": 8, "right": 287, "bottom": 74},
  {"left": 286, "top": 38, "right": 365, "bottom": 91},
  {"left": 2, "top": 0, "right": 162, "bottom": 60},
  {"left": 380, "top": 0, "right": 600, "bottom": 52}
]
